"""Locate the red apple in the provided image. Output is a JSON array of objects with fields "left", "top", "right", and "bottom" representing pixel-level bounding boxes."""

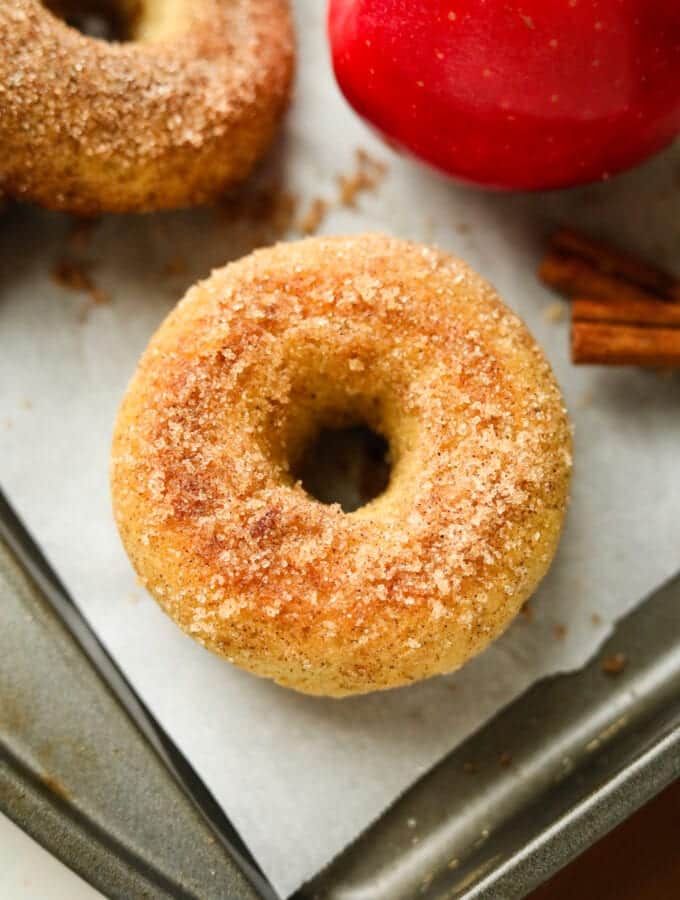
[{"left": 328, "top": 0, "right": 680, "bottom": 190}]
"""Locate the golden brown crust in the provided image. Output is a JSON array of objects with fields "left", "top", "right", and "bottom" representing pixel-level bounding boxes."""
[
  {"left": 111, "top": 235, "right": 572, "bottom": 696},
  {"left": 0, "top": 0, "right": 294, "bottom": 213}
]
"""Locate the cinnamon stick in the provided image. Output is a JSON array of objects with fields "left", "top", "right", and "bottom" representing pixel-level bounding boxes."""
[
  {"left": 539, "top": 252, "right": 671, "bottom": 307},
  {"left": 572, "top": 297, "right": 680, "bottom": 329},
  {"left": 550, "top": 228, "right": 680, "bottom": 302},
  {"left": 540, "top": 228, "right": 680, "bottom": 368},
  {"left": 572, "top": 321, "right": 680, "bottom": 368}
]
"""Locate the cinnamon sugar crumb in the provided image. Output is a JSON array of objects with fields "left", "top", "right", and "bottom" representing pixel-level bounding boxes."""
[
  {"left": 591, "top": 612, "right": 602, "bottom": 625},
  {"left": 553, "top": 623, "right": 567, "bottom": 640},
  {"left": 543, "top": 301, "right": 567, "bottom": 324},
  {"left": 337, "top": 149, "right": 388, "bottom": 207},
  {"left": 52, "top": 258, "right": 109, "bottom": 311},
  {"left": 520, "top": 602, "right": 534, "bottom": 623},
  {"left": 52, "top": 258, "right": 93, "bottom": 293},
  {"left": 357, "top": 148, "right": 388, "bottom": 175},
  {"left": 601, "top": 653, "right": 627, "bottom": 675},
  {"left": 299, "top": 198, "right": 328, "bottom": 236}
]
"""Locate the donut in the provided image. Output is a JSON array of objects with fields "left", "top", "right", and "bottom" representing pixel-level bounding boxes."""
[
  {"left": 0, "top": 1, "right": 294, "bottom": 213},
  {"left": 111, "top": 235, "right": 572, "bottom": 697}
]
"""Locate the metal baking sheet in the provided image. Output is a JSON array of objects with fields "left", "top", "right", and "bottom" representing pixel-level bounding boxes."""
[{"left": 1, "top": 488, "right": 679, "bottom": 900}]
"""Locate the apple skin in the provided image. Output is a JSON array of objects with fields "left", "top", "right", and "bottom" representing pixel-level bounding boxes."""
[{"left": 328, "top": 0, "right": 680, "bottom": 190}]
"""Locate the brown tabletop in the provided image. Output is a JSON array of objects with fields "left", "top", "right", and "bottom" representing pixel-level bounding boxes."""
[{"left": 531, "top": 778, "right": 680, "bottom": 900}]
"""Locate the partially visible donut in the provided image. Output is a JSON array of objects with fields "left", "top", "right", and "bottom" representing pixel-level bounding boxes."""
[
  {"left": 111, "top": 235, "right": 572, "bottom": 697},
  {"left": 0, "top": 1, "right": 294, "bottom": 213}
]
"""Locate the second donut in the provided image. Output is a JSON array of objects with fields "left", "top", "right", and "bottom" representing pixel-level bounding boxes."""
[{"left": 0, "top": 1, "right": 294, "bottom": 213}]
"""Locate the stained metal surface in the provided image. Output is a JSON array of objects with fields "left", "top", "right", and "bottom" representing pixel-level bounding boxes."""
[
  {"left": 0, "top": 490, "right": 272, "bottom": 900},
  {"left": 1, "top": 485, "right": 679, "bottom": 900},
  {"left": 301, "top": 575, "right": 680, "bottom": 899}
]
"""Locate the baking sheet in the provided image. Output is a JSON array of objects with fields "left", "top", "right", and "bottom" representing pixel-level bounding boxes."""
[{"left": 1, "top": 2, "right": 680, "bottom": 895}]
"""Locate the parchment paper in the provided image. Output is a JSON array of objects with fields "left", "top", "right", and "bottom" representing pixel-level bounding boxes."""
[{"left": 2, "top": 2, "right": 680, "bottom": 895}]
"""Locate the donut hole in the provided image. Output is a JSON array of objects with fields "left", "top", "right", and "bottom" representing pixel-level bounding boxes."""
[
  {"left": 262, "top": 357, "right": 418, "bottom": 516},
  {"left": 292, "top": 424, "right": 391, "bottom": 513},
  {"left": 42, "top": 0, "right": 139, "bottom": 41}
]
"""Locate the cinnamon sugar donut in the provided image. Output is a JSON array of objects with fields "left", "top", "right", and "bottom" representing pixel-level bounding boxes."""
[
  {"left": 111, "top": 235, "right": 572, "bottom": 697},
  {"left": 0, "top": 1, "right": 293, "bottom": 213}
]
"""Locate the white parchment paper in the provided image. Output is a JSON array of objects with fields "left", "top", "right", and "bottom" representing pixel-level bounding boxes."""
[{"left": 2, "top": 3, "right": 680, "bottom": 895}]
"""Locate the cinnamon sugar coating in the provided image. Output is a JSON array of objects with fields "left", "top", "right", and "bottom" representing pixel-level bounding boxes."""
[
  {"left": 0, "top": 1, "right": 294, "bottom": 213},
  {"left": 111, "top": 235, "right": 572, "bottom": 696}
]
